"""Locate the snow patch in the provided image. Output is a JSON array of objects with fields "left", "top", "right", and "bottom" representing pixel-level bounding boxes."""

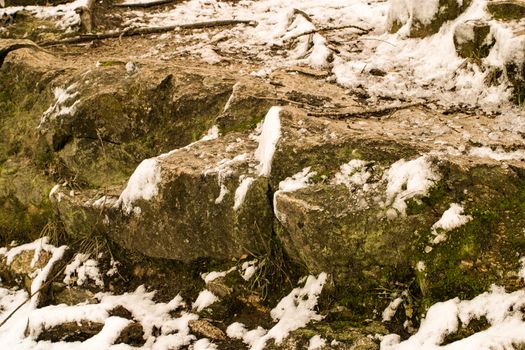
[
  {"left": 63, "top": 253, "right": 104, "bottom": 288},
  {"left": 39, "top": 85, "right": 80, "bottom": 130},
  {"left": 382, "top": 285, "right": 525, "bottom": 350},
  {"left": 241, "top": 259, "right": 259, "bottom": 281},
  {"left": 192, "top": 290, "right": 219, "bottom": 312},
  {"left": 249, "top": 273, "right": 328, "bottom": 350},
  {"left": 233, "top": 176, "right": 255, "bottom": 211},
  {"left": 333, "top": 159, "right": 371, "bottom": 188},
  {"left": 430, "top": 203, "right": 472, "bottom": 244},
  {"left": 308, "top": 335, "right": 327, "bottom": 350},
  {"left": 201, "top": 267, "right": 236, "bottom": 284},
  {"left": 255, "top": 106, "right": 282, "bottom": 176},
  {"left": 227, "top": 322, "right": 248, "bottom": 339},
  {"left": 382, "top": 297, "right": 403, "bottom": 322},
  {"left": 469, "top": 146, "right": 525, "bottom": 161},
  {"left": 273, "top": 167, "right": 317, "bottom": 223},
  {"left": 116, "top": 158, "right": 162, "bottom": 215},
  {"left": 385, "top": 156, "right": 440, "bottom": 215}
]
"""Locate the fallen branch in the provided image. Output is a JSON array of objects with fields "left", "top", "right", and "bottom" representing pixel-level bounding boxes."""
[
  {"left": 38, "top": 19, "right": 257, "bottom": 46},
  {"left": 113, "top": 0, "right": 181, "bottom": 8},
  {"left": 290, "top": 24, "right": 371, "bottom": 40},
  {"left": 307, "top": 101, "right": 427, "bottom": 119}
]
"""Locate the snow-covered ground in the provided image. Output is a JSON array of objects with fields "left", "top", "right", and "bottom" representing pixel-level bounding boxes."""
[
  {"left": 0, "top": 238, "right": 328, "bottom": 349},
  {"left": 1, "top": 0, "right": 523, "bottom": 115}
]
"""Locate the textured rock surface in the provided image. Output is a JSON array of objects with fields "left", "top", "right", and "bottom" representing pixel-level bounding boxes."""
[
  {"left": 487, "top": 0, "right": 525, "bottom": 20},
  {"left": 453, "top": 20, "right": 495, "bottom": 59},
  {"left": 387, "top": 0, "right": 472, "bottom": 37}
]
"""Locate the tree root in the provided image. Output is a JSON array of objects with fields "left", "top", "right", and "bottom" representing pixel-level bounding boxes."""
[{"left": 38, "top": 19, "right": 257, "bottom": 47}]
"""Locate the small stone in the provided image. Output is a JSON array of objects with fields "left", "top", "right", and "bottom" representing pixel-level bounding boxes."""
[
  {"left": 115, "top": 322, "right": 145, "bottom": 346},
  {"left": 36, "top": 321, "right": 104, "bottom": 342},
  {"left": 369, "top": 68, "right": 387, "bottom": 77},
  {"left": 188, "top": 319, "right": 226, "bottom": 340}
]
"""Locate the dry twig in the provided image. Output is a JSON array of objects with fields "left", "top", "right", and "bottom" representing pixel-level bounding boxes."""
[{"left": 39, "top": 19, "right": 257, "bottom": 47}]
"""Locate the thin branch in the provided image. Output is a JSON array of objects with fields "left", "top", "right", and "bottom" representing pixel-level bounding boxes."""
[
  {"left": 0, "top": 256, "right": 72, "bottom": 329},
  {"left": 307, "top": 102, "right": 427, "bottom": 119},
  {"left": 290, "top": 24, "right": 371, "bottom": 40},
  {"left": 38, "top": 19, "right": 257, "bottom": 47},
  {"left": 113, "top": 0, "right": 180, "bottom": 8},
  {"left": 359, "top": 37, "right": 396, "bottom": 47}
]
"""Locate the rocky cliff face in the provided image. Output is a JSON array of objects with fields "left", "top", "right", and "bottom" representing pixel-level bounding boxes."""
[{"left": 1, "top": 0, "right": 525, "bottom": 348}]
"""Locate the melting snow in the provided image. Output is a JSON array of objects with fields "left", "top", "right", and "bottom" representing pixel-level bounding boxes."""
[
  {"left": 430, "top": 203, "right": 472, "bottom": 244},
  {"left": 63, "top": 253, "right": 104, "bottom": 288},
  {"left": 255, "top": 106, "right": 282, "bottom": 177},
  {"left": 385, "top": 155, "right": 440, "bottom": 215},
  {"left": 381, "top": 285, "right": 525, "bottom": 350},
  {"left": 233, "top": 176, "right": 255, "bottom": 211},
  {"left": 192, "top": 290, "right": 219, "bottom": 312},
  {"left": 116, "top": 158, "right": 162, "bottom": 215}
]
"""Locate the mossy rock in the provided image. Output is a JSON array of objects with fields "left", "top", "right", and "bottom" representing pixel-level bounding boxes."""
[
  {"left": 453, "top": 20, "right": 495, "bottom": 60},
  {"left": 387, "top": 0, "right": 473, "bottom": 38},
  {"left": 487, "top": 0, "right": 525, "bottom": 20}
]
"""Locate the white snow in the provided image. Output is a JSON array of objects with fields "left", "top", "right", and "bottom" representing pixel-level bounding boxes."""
[
  {"left": 201, "top": 267, "right": 236, "bottom": 284},
  {"left": 63, "top": 253, "right": 104, "bottom": 288},
  {"left": 191, "top": 338, "right": 218, "bottom": 350},
  {"left": 39, "top": 85, "right": 80, "bottom": 130},
  {"left": 249, "top": 273, "right": 328, "bottom": 350},
  {"left": 381, "top": 285, "right": 525, "bottom": 350},
  {"left": 254, "top": 107, "right": 282, "bottom": 177},
  {"left": 385, "top": 155, "right": 440, "bottom": 215},
  {"left": 192, "top": 290, "right": 219, "bottom": 312},
  {"left": 277, "top": 167, "right": 317, "bottom": 193},
  {"left": 240, "top": 259, "right": 259, "bottom": 281},
  {"left": 273, "top": 167, "right": 317, "bottom": 223},
  {"left": 226, "top": 322, "right": 247, "bottom": 339},
  {"left": 0, "top": 0, "right": 87, "bottom": 29},
  {"left": 333, "top": 159, "right": 371, "bottom": 188},
  {"left": 308, "top": 335, "right": 327, "bottom": 350},
  {"left": 430, "top": 203, "right": 472, "bottom": 244},
  {"left": 386, "top": 0, "right": 440, "bottom": 33},
  {"left": 116, "top": 158, "right": 162, "bottom": 215},
  {"left": 469, "top": 146, "right": 525, "bottom": 161},
  {"left": 233, "top": 176, "right": 255, "bottom": 211}
]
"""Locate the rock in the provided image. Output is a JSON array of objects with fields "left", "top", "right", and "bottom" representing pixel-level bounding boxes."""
[
  {"left": 51, "top": 284, "right": 98, "bottom": 306},
  {"left": 487, "top": 0, "right": 525, "bottom": 20},
  {"left": 0, "top": 40, "right": 63, "bottom": 244},
  {"left": 206, "top": 276, "right": 234, "bottom": 298},
  {"left": 188, "top": 319, "right": 226, "bottom": 340},
  {"left": 265, "top": 322, "right": 387, "bottom": 349},
  {"left": 114, "top": 322, "right": 145, "bottom": 346},
  {"left": 386, "top": 0, "right": 472, "bottom": 38},
  {"left": 453, "top": 20, "right": 495, "bottom": 60},
  {"left": 109, "top": 305, "right": 134, "bottom": 319},
  {"left": 36, "top": 320, "right": 104, "bottom": 342},
  {"left": 0, "top": 248, "right": 51, "bottom": 290}
]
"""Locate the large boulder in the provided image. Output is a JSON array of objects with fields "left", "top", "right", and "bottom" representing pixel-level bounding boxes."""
[
  {"left": 269, "top": 107, "right": 525, "bottom": 319},
  {"left": 386, "top": 0, "right": 473, "bottom": 37}
]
